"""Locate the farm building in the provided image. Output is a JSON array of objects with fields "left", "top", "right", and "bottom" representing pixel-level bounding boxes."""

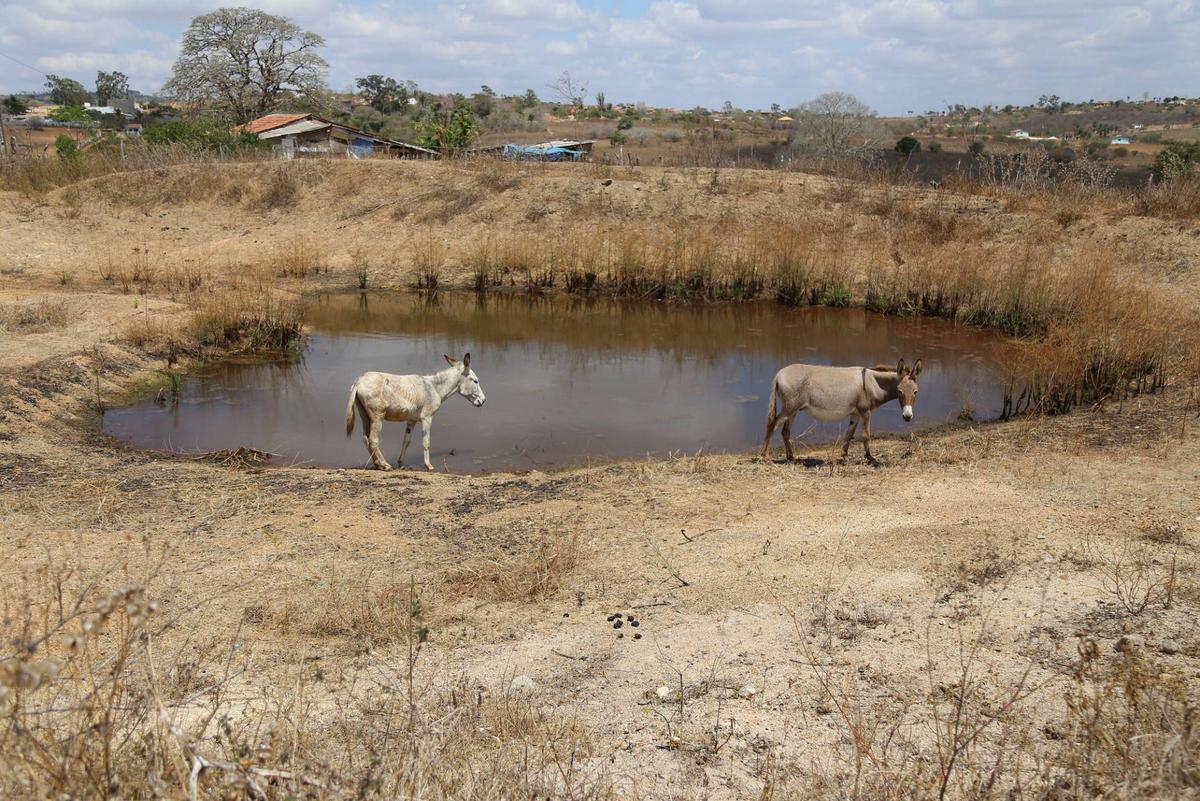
[
  {"left": 240, "top": 114, "right": 437, "bottom": 159},
  {"left": 1009, "top": 129, "right": 1030, "bottom": 139},
  {"left": 1111, "top": 135, "right": 1131, "bottom": 145}
]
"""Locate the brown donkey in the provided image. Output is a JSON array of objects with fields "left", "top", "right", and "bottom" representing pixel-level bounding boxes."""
[{"left": 760, "top": 358, "right": 923, "bottom": 463}]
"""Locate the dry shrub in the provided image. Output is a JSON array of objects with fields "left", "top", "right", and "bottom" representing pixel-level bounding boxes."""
[
  {"left": 122, "top": 313, "right": 188, "bottom": 356},
  {"left": 442, "top": 533, "right": 581, "bottom": 603},
  {"left": 186, "top": 290, "right": 304, "bottom": 354},
  {"left": 411, "top": 228, "right": 445, "bottom": 291},
  {"left": 266, "top": 238, "right": 325, "bottom": 278},
  {"left": 98, "top": 246, "right": 158, "bottom": 293},
  {"left": 1051, "top": 642, "right": 1199, "bottom": 797},
  {"left": 2, "top": 555, "right": 611, "bottom": 800},
  {"left": 273, "top": 569, "right": 424, "bottom": 644},
  {"left": 1135, "top": 177, "right": 1200, "bottom": 220},
  {"left": 0, "top": 297, "right": 69, "bottom": 333},
  {"left": 420, "top": 186, "right": 483, "bottom": 223},
  {"left": 249, "top": 165, "right": 301, "bottom": 211}
]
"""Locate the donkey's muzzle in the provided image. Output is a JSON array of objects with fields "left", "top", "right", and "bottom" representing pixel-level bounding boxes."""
[{"left": 901, "top": 405, "right": 913, "bottom": 422}]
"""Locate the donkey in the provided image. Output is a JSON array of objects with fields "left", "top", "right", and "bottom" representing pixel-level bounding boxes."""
[
  {"left": 760, "top": 358, "right": 923, "bottom": 464},
  {"left": 345, "top": 353, "right": 485, "bottom": 471}
]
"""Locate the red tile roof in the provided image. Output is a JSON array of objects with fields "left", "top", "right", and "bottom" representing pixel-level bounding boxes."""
[{"left": 240, "top": 113, "right": 311, "bottom": 135}]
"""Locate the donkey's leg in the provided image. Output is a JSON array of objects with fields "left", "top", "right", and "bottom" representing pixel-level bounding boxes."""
[
  {"left": 840, "top": 416, "right": 859, "bottom": 462},
  {"left": 366, "top": 414, "right": 390, "bottom": 471},
  {"left": 781, "top": 415, "right": 796, "bottom": 462},
  {"left": 398, "top": 422, "right": 414, "bottom": 468},
  {"left": 861, "top": 412, "right": 878, "bottom": 465},
  {"left": 421, "top": 416, "right": 434, "bottom": 471}
]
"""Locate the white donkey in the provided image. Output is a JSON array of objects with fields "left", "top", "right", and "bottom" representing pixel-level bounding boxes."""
[
  {"left": 345, "top": 353, "right": 485, "bottom": 471},
  {"left": 760, "top": 358, "right": 922, "bottom": 464}
]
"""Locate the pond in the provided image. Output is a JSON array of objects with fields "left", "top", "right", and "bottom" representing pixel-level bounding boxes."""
[{"left": 103, "top": 293, "right": 1008, "bottom": 473}]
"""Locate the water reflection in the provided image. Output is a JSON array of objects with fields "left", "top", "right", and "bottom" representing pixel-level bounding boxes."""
[{"left": 104, "top": 292, "right": 1007, "bottom": 473}]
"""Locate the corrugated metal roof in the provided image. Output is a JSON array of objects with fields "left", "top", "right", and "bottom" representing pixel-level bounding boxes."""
[
  {"left": 258, "top": 119, "right": 331, "bottom": 139},
  {"left": 242, "top": 114, "right": 310, "bottom": 135}
]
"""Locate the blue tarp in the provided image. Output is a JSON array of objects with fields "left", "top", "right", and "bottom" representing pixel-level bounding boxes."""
[{"left": 502, "top": 144, "right": 584, "bottom": 161}]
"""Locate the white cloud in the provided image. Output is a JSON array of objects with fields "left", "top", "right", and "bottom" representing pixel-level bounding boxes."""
[{"left": 0, "top": 0, "right": 1196, "bottom": 112}]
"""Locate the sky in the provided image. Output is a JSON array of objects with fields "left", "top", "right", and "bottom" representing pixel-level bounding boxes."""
[{"left": 0, "top": 0, "right": 1197, "bottom": 115}]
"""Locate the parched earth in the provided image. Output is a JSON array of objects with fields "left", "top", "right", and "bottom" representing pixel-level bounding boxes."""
[{"left": 1, "top": 161, "right": 1198, "bottom": 798}]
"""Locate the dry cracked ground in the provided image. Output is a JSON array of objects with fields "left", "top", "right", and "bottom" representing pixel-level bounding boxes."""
[{"left": 1, "top": 159, "right": 1198, "bottom": 799}]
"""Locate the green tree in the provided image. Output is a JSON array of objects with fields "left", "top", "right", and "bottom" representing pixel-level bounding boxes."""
[
  {"left": 3, "top": 95, "right": 29, "bottom": 115},
  {"left": 54, "top": 134, "right": 79, "bottom": 159},
  {"left": 417, "top": 106, "right": 481, "bottom": 156},
  {"left": 165, "top": 8, "right": 327, "bottom": 123},
  {"left": 895, "top": 136, "right": 921, "bottom": 155},
  {"left": 517, "top": 89, "right": 539, "bottom": 110},
  {"left": 49, "top": 105, "right": 91, "bottom": 123},
  {"left": 95, "top": 71, "right": 129, "bottom": 105},
  {"left": 45, "top": 75, "right": 91, "bottom": 106},
  {"left": 1152, "top": 141, "right": 1200, "bottom": 179},
  {"left": 141, "top": 118, "right": 261, "bottom": 149},
  {"left": 968, "top": 141, "right": 985, "bottom": 156},
  {"left": 356, "top": 75, "right": 412, "bottom": 114},
  {"left": 470, "top": 89, "right": 494, "bottom": 119}
]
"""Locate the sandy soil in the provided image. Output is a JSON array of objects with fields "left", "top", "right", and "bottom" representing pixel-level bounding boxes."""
[{"left": 1, "top": 160, "right": 1198, "bottom": 798}]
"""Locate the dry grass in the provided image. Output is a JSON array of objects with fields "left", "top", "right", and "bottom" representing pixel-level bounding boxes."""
[
  {"left": 123, "top": 289, "right": 304, "bottom": 359},
  {"left": 0, "top": 297, "right": 70, "bottom": 333},
  {"left": 0, "top": 554, "right": 612, "bottom": 800}
]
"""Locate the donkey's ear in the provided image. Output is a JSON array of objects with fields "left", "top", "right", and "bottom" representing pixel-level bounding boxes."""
[
  {"left": 444, "top": 354, "right": 458, "bottom": 366},
  {"left": 462, "top": 353, "right": 471, "bottom": 369},
  {"left": 911, "top": 358, "right": 923, "bottom": 378},
  {"left": 896, "top": 358, "right": 907, "bottom": 376}
]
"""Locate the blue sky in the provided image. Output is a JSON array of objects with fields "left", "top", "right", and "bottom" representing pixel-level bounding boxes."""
[{"left": 1, "top": 0, "right": 1196, "bottom": 114}]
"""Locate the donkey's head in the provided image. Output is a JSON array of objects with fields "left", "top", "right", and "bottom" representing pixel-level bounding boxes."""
[
  {"left": 895, "top": 358, "right": 923, "bottom": 422},
  {"left": 445, "top": 353, "right": 486, "bottom": 407}
]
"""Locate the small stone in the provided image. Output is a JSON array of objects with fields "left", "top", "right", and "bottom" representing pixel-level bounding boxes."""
[
  {"left": 1159, "top": 639, "right": 1181, "bottom": 655},
  {"left": 737, "top": 684, "right": 758, "bottom": 699},
  {"left": 633, "top": 633, "right": 642, "bottom": 640},
  {"left": 613, "top": 620, "right": 623, "bottom": 629},
  {"left": 655, "top": 686, "right": 671, "bottom": 700},
  {"left": 617, "top": 632, "right": 624, "bottom": 639},
  {"left": 510, "top": 675, "right": 536, "bottom": 693},
  {"left": 1115, "top": 634, "right": 1144, "bottom": 653},
  {"left": 630, "top": 620, "right": 640, "bottom": 627}
]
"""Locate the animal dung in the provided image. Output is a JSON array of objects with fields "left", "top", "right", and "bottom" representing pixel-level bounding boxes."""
[{"left": 604, "top": 610, "right": 643, "bottom": 638}]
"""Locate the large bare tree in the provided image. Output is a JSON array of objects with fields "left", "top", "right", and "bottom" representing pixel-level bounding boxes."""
[
  {"left": 164, "top": 8, "right": 327, "bottom": 123},
  {"left": 791, "top": 91, "right": 879, "bottom": 154}
]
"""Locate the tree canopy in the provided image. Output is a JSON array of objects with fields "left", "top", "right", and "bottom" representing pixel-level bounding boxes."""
[
  {"left": 790, "top": 91, "right": 878, "bottom": 154},
  {"left": 45, "top": 75, "right": 91, "bottom": 107},
  {"left": 95, "top": 71, "right": 130, "bottom": 105},
  {"left": 164, "top": 8, "right": 328, "bottom": 123}
]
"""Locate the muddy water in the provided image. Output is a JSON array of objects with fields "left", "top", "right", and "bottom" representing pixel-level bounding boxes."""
[{"left": 104, "top": 293, "right": 1008, "bottom": 473}]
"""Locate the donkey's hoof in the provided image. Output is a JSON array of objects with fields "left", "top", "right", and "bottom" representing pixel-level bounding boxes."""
[{"left": 375, "top": 464, "right": 393, "bottom": 472}]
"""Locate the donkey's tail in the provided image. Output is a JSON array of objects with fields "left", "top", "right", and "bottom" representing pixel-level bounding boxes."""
[
  {"left": 766, "top": 374, "right": 780, "bottom": 424},
  {"left": 345, "top": 381, "right": 359, "bottom": 437}
]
